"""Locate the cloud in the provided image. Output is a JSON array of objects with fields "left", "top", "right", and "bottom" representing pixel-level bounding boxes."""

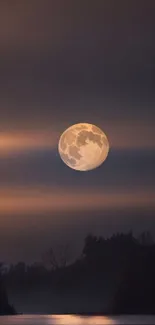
[
  {"left": 0, "top": 148, "right": 154, "bottom": 190},
  {"left": 0, "top": 130, "right": 58, "bottom": 155},
  {"left": 0, "top": 186, "right": 155, "bottom": 217},
  {"left": 0, "top": 120, "right": 154, "bottom": 160}
]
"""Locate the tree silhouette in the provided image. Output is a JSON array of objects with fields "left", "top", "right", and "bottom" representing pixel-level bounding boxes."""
[
  {"left": 42, "top": 242, "right": 72, "bottom": 270},
  {"left": 0, "top": 269, "right": 16, "bottom": 315},
  {"left": 138, "top": 230, "right": 154, "bottom": 246},
  {"left": 2, "top": 230, "right": 155, "bottom": 314}
]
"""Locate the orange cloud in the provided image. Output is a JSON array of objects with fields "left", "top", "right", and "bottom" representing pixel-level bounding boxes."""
[
  {"left": 0, "top": 130, "right": 59, "bottom": 155},
  {"left": 0, "top": 186, "right": 154, "bottom": 217},
  {"left": 0, "top": 120, "right": 154, "bottom": 157}
]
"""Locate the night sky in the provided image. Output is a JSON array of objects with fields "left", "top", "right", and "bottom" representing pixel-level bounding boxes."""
[{"left": 0, "top": 0, "right": 155, "bottom": 263}]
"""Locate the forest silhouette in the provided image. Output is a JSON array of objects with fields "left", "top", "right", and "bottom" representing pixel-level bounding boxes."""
[{"left": 0, "top": 230, "right": 155, "bottom": 315}]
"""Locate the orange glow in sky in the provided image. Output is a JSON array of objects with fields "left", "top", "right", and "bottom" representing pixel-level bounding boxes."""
[
  {"left": 0, "top": 130, "right": 58, "bottom": 155},
  {"left": 0, "top": 119, "right": 154, "bottom": 157},
  {"left": 0, "top": 186, "right": 154, "bottom": 216}
]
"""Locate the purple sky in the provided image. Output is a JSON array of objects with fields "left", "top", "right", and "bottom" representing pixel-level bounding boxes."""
[{"left": 0, "top": 0, "right": 155, "bottom": 262}]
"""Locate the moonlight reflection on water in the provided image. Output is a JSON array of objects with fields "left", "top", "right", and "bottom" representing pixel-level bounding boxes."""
[
  {"left": 1, "top": 315, "right": 155, "bottom": 325},
  {"left": 53, "top": 315, "right": 114, "bottom": 324}
]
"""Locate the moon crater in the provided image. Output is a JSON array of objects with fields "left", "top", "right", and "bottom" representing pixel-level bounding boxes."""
[{"left": 58, "top": 123, "right": 109, "bottom": 171}]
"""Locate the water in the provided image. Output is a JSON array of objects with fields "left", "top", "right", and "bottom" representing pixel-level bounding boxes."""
[{"left": 0, "top": 315, "right": 155, "bottom": 325}]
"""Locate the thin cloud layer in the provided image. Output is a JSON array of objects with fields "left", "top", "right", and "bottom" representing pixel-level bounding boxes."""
[
  {"left": 0, "top": 120, "right": 154, "bottom": 157},
  {"left": 0, "top": 130, "right": 58, "bottom": 155},
  {"left": 0, "top": 186, "right": 155, "bottom": 217}
]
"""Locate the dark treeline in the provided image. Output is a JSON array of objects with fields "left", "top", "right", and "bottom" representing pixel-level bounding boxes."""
[
  {"left": 1, "top": 230, "right": 155, "bottom": 314},
  {"left": 0, "top": 269, "right": 16, "bottom": 315}
]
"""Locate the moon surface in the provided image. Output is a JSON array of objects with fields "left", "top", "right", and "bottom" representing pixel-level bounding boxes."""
[{"left": 58, "top": 123, "right": 109, "bottom": 171}]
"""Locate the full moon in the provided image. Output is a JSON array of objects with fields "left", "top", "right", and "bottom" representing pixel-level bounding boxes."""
[{"left": 58, "top": 123, "right": 109, "bottom": 171}]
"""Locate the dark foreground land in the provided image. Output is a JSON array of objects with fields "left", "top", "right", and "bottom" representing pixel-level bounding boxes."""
[
  {"left": 1, "top": 231, "right": 155, "bottom": 315},
  {"left": 0, "top": 280, "right": 16, "bottom": 315}
]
